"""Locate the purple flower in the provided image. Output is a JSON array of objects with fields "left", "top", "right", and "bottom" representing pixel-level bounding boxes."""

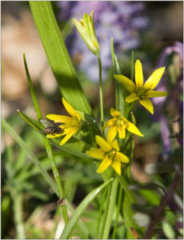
[
  {"left": 152, "top": 42, "right": 183, "bottom": 155},
  {"left": 57, "top": 1, "right": 149, "bottom": 82}
]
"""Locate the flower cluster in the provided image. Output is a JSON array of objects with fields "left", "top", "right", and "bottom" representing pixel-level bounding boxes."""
[
  {"left": 43, "top": 12, "right": 168, "bottom": 176},
  {"left": 44, "top": 96, "right": 145, "bottom": 175}
]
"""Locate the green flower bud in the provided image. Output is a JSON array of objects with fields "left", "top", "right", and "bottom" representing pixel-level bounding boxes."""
[{"left": 72, "top": 11, "right": 100, "bottom": 55}]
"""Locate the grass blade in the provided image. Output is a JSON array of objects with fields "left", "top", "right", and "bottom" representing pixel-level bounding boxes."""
[
  {"left": 60, "top": 178, "right": 114, "bottom": 239},
  {"left": 2, "top": 118, "right": 58, "bottom": 195},
  {"left": 29, "top": 1, "right": 92, "bottom": 115}
]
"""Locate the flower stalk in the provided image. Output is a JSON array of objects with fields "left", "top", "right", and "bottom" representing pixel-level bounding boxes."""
[{"left": 97, "top": 54, "right": 105, "bottom": 136}]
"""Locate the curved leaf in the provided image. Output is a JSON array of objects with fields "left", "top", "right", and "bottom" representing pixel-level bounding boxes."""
[
  {"left": 29, "top": 1, "right": 92, "bottom": 115},
  {"left": 60, "top": 178, "right": 114, "bottom": 239}
]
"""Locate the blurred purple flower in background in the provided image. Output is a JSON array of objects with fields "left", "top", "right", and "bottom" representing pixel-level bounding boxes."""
[
  {"left": 57, "top": 1, "right": 149, "bottom": 81},
  {"left": 152, "top": 41, "right": 183, "bottom": 157}
]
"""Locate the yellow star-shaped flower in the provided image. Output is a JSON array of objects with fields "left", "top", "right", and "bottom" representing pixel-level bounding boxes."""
[
  {"left": 46, "top": 98, "right": 81, "bottom": 145},
  {"left": 104, "top": 108, "right": 144, "bottom": 142},
  {"left": 87, "top": 133, "right": 129, "bottom": 175},
  {"left": 114, "top": 59, "right": 168, "bottom": 114}
]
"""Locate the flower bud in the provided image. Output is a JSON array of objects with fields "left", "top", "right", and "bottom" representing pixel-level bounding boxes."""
[{"left": 72, "top": 11, "right": 100, "bottom": 55}]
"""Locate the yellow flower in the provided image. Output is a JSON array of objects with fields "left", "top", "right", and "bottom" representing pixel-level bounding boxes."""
[
  {"left": 72, "top": 11, "right": 100, "bottom": 55},
  {"left": 46, "top": 98, "right": 81, "bottom": 145},
  {"left": 87, "top": 133, "right": 129, "bottom": 175},
  {"left": 104, "top": 108, "right": 144, "bottom": 142},
  {"left": 114, "top": 59, "right": 168, "bottom": 114}
]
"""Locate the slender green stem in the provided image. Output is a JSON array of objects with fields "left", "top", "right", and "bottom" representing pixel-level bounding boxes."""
[
  {"left": 13, "top": 194, "right": 25, "bottom": 239},
  {"left": 112, "top": 184, "right": 123, "bottom": 239},
  {"left": 97, "top": 54, "right": 104, "bottom": 136},
  {"left": 4, "top": 140, "right": 25, "bottom": 239},
  {"left": 111, "top": 38, "right": 124, "bottom": 115},
  {"left": 23, "top": 54, "right": 69, "bottom": 225},
  {"left": 96, "top": 187, "right": 108, "bottom": 238},
  {"left": 43, "top": 138, "right": 69, "bottom": 225},
  {"left": 101, "top": 178, "right": 119, "bottom": 239},
  {"left": 100, "top": 184, "right": 112, "bottom": 239}
]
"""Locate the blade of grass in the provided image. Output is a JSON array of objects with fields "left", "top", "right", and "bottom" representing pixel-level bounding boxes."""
[
  {"left": 111, "top": 38, "right": 125, "bottom": 116},
  {"left": 101, "top": 178, "right": 119, "bottom": 239},
  {"left": 60, "top": 178, "right": 114, "bottom": 239},
  {"left": 117, "top": 174, "right": 141, "bottom": 239},
  {"left": 23, "top": 54, "right": 69, "bottom": 225},
  {"left": 2, "top": 118, "right": 58, "bottom": 194},
  {"left": 3, "top": 118, "right": 91, "bottom": 237},
  {"left": 29, "top": 1, "right": 92, "bottom": 115}
]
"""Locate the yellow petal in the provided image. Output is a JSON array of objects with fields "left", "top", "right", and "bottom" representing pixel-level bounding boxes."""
[
  {"left": 135, "top": 60, "right": 144, "bottom": 88},
  {"left": 46, "top": 133, "right": 62, "bottom": 139},
  {"left": 59, "top": 131, "right": 75, "bottom": 145},
  {"left": 125, "top": 120, "right": 144, "bottom": 137},
  {"left": 106, "top": 126, "right": 117, "bottom": 143},
  {"left": 139, "top": 99, "right": 154, "bottom": 114},
  {"left": 95, "top": 135, "right": 112, "bottom": 152},
  {"left": 144, "top": 67, "right": 165, "bottom": 90},
  {"left": 75, "top": 112, "right": 81, "bottom": 122},
  {"left": 144, "top": 90, "right": 168, "bottom": 98},
  {"left": 62, "top": 98, "right": 77, "bottom": 118},
  {"left": 118, "top": 126, "right": 126, "bottom": 139},
  {"left": 46, "top": 114, "right": 73, "bottom": 123},
  {"left": 97, "top": 156, "right": 112, "bottom": 173},
  {"left": 110, "top": 139, "right": 120, "bottom": 151},
  {"left": 63, "top": 126, "right": 79, "bottom": 135},
  {"left": 110, "top": 108, "right": 121, "bottom": 117},
  {"left": 111, "top": 161, "right": 121, "bottom": 175},
  {"left": 103, "top": 118, "right": 116, "bottom": 129},
  {"left": 115, "top": 152, "right": 129, "bottom": 163},
  {"left": 87, "top": 148, "right": 105, "bottom": 160},
  {"left": 114, "top": 75, "right": 136, "bottom": 93},
  {"left": 126, "top": 93, "right": 140, "bottom": 103}
]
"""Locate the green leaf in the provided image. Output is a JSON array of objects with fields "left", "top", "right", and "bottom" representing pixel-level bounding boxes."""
[
  {"left": 29, "top": 1, "right": 92, "bottom": 115},
  {"left": 1, "top": 118, "right": 58, "bottom": 195},
  {"left": 111, "top": 38, "right": 125, "bottom": 116},
  {"left": 162, "top": 221, "right": 175, "bottom": 239},
  {"left": 23, "top": 54, "right": 42, "bottom": 120},
  {"left": 101, "top": 178, "right": 119, "bottom": 239},
  {"left": 117, "top": 174, "right": 141, "bottom": 238},
  {"left": 60, "top": 178, "right": 114, "bottom": 239}
]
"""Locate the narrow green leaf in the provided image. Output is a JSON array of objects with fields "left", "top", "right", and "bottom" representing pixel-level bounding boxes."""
[
  {"left": 29, "top": 1, "right": 92, "bottom": 115},
  {"left": 23, "top": 54, "right": 42, "bottom": 120},
  {"left": 60, "top": 178, "right": 114, "bottom": 239},
  {"left": 2, "top": 118, "right": 58, "bottom": 195},
  {"left": 111, "top": 38, "right": 125, "bottom": 116},
  {"left": 116, "top": 174, "right": 136, "bottom": 204},
  {"left": 116, "top": 174, "right": 141, "bottom": 238},
  {"left": 102, "top": 178, "right": 119, "bottom": 239}
]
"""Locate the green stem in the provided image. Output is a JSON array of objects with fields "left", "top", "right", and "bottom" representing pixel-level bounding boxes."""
[
  {"left": 100, "top": 184, "right": 112, "bottom": 239},
  {"left": 5, "top": 141, "right": 25, "bottom": 239},
  {"left": 112, "top": 184, "right": 123, "bottom": 239},
  {"left": 111, "top": 38, "right": 124, "bottom": 116},
  {"left": 96, "top": 187, "right": 108, "bottom": 238},
  {"left": 23, "top": 54, "right": 69, "bottom": 225},
  {"left": 101, "top": 178, "right": 119, "bottom": 239},
  {"left": 13, "top": 194, "right": 25, "bottom": 239},
  {"left": 97, "top": 54, "right": 104, "bottom": 136},
  {"left": 43, "top": 139, "right": 69, "bottom": 225}
]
